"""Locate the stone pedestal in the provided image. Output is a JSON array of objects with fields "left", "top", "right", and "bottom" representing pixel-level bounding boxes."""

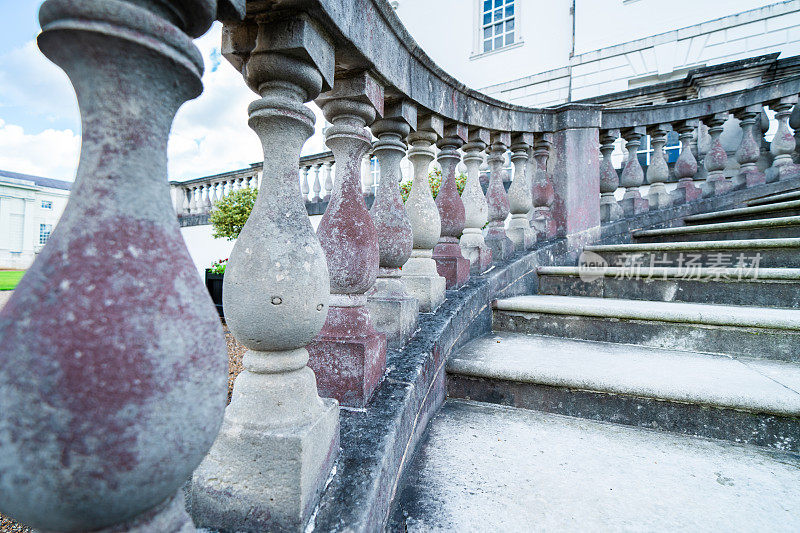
[
  {"left": 402, "top": 251, "right": 446, "bottom": 313},
  {"left": 433, "top": 240, "right": 471, "bottom": 289},
  {"left": 460, "top": 228, "right": 493, "bottom": 273},
  {"left": 366, "top": 269, "right": 418, "bottom": 349},
  {"left": 308, "top": 296, "right": 387, "bottom": 406}
]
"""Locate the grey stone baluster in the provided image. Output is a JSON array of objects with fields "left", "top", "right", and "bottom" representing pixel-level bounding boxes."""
[
  {"left": 484, "top": 132, "right": 513, "bottom": 261},
  {"left": 756, "top": 108, "right": 773, "bottom": 173},
  {"left": 531, "top": 133, "right": 557, "bottom": 241},
  {"left": 767, "top": 96, "right": 800, "bottom": 182},
  {"left": 309, "top": 72, "right": 386, "bottom": 408},
  {"left": 507, "top": 133, "right": 535, "bottom": 250},
  {"left": 733, "top": 106, "right": 766, "bottom": 189},
  {"left": 0, "top": 1, "right": 241, "bottom": 531},
  {"left": 203, "top": 183, "right": 214, "bottom": 212},
  {"left": 366, "top": 99, "right": 418, "bottom": 349},
  {"left": 479, "top": 157, "right": 490, "bottom": 190},
  {"left": 646, "top": 124, "right": 672, "bottom": 210},
  {"left": 790, "top": 101, "right": 800, "bottom": 164},
  {"left": 433, "top": 124, "right": 470, "bottom": 289},
  {"left": 701, "top": 113, "right": 731, "bottom": 197},
  {"left": 311, "top": 163, "right": 322, "bottom": 202},
  {"left": 402, "top": 115, "right": 447, "bottom": 313},
  {"left": 460, "top": 128, "right": 492, "bottom": 273},
  {"left": 181, "top": 185, "right": 191, "bottom": 215},
  {"left": 599, "top": 129, "right": 622, "bottom": 223},
  {"left": 300, "top": 166, "right": 310, "bottom": 201},
  {"left": 188, "top": 185, "right": 199, "bottom": 213},
  {"left": 619, "top": 127, "right": 648, "bottom": 216},
  {"left": 322, "top": 161, "right": 333, "bottom": 200},
  {"left": 671, "top": 120, "right": 702, "bottom": 205},
  {"left": 189, "top": 15, "right": 338, "bottom": 532}
]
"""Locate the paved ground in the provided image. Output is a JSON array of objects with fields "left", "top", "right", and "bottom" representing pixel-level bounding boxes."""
[
  {"left": 0, "top": 291, "right": 11, "bottom": 310},
  {"left": 392, "top": 399, "right": 800, "bottom": 532}
]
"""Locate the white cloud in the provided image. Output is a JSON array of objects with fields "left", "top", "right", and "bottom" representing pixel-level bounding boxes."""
[{"left": 0, "top": 118, "right": 79, "bottom": 180}]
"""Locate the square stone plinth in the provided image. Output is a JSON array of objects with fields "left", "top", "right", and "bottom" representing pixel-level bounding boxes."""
[
  {"left": 733, "top": 169, "right": 766, "bottom": 190},
  {"left": 620, "top": 194, "right": 649, "bottom": 216},
  {"left": 466, "top": 244, "right": 493, "bottom": 274},
  {"left": 484, "top": 231, "right": 514, "bottom": 263},
  {"left": 433, "top": 242, "right": 470, "bottom": 290},
  {"left": 402, "top": 273, "right": 446, "bottom": 313},
  {"left": 671, "top": 180, "right": 702, "bottom": 205},
  {"left": 766, "top": 163, "right": 800, "bottom": 183},
  {"left": 189, "top": 398, "right": 339, "bottom": 532},
  {"left": 367, "top": 294, "right": 418, "bottom": 349},
  {"left": 702, "top": 178, "right": 732, "bottom": 198}
]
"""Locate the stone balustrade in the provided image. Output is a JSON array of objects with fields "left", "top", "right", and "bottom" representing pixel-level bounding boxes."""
[{"left": 2, "top": 0, "right": 800, "bottom": 532}]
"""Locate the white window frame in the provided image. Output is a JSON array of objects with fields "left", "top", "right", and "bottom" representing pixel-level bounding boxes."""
[
  {"left": 41, "top": 200, "right": 52, "bottom": 209},
  {"left": 472, "top": 0, "right": 522, "bottom": 59},
  {"left": 39, "top": 223, "right": 52, "bottom": 245}
]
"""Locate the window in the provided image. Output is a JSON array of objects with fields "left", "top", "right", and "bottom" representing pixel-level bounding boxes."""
[
  {"left": 41, "top": 200, "right": 52, "bottom": 209},
  {"left": 39, "top": 223, "right": 52, "bottom": 245},
  {"left": 482, "top": 0, "right": 515, "bottom": 53},
  {"left": 636, "top": 132, "right": 681, "bottom": 167}
]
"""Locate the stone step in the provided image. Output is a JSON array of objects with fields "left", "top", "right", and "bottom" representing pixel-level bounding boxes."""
[
  {"left": 492, "top": 295, "right": 800, "bottom": 362},
  {"left": 683, "top": 199, "right": 800, "bottom": 225},
  {"left": 390, "top": 400, "right": 800, "bottom": 532},
  {"left": 447, "top": 332, "right": 800, "bottom": 450},
  {"left": 632, "top": 215, "right": 800, "bottom": 243},
  {"left": 747, "top": 188, "right": 800, "bottom": 207},
  {"left": 582, "top": 238, "right": 800, "bottom": 268},
  {"left": 536, "top": 266, "right": 800, "bottom": 308}
]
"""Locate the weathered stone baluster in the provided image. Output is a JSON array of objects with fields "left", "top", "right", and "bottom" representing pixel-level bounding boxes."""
[
  {"left": 790, "top": 101, "right": 800, "bottom": 164},
  {"left": 433, "top": 124, "right": 470, "bottom": 288},
  {"left": 188, "top": 185, "right": 199, "bottom": 213},
  {"left": 619, "top": 127, "right": 648, "bottom": 216},
  {"left": 484, "top": 132, "right": 513, "bottom": 261},
  {"left": 203, "top": 183, "right": 213, "bottom": 212},
  {"left": 309, "top": 163, "right": 320, "bottom": 202},
  {"left": 733, "top": 106, "right": 766, "bottom": 189},
  {"left": 460, "top": 129, "right": 492, "bottom": 273},
  {"left": 309, "top": 72, "right": 386, "bottom": 407},
  {"left": 531, "top": 133, "right": 557, "bottom": 241},
  {"left": 671, "top": 120, "right": 702, "bottom": 204},
  {"left": 599, "top": 129, "right": 622, "bottom": 222},
  {"left": 181, "top": 185, "right": 191, "bottom": 215},
  {"left": 367, "top": 100, "right": 418, "bottom": 348},
  {"left": 190, "top": 15, "right": 338, "bottom": 532},
  {"left": 646, "top": 124, "right": 672, "bottom": 210},
  {"left": 322, "top": 161, "right": 333, "bottom": 200},
  {"left": 701, "top": 113, "right": 731, "bottom": 197},
  {"left": 0, "top": 1, "right": 241, "bottom": 531},
  {"left": 756, "top": 108, "right": 773, "bottom": 173},
  {"left": 300, "top": 165, "right": 310, "bottom": 201},
  {"left": 402, "top": 116, "right": 447, "bottom": 312},
  {"left": 479, "top": 157, "right": 491, "bottom": 190},
  {"left": 767, "top": 96, "right": 800, "bottom": 182},
  {"left": 362, "top": 153, "right": 374, "bottom": 195},
  {"left": 507, "top": 133, "right": 535, "bottom": 249}
]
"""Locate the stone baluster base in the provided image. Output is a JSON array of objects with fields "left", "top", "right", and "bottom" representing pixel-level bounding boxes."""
[
  {"left": 460, "top": 227, "right": 493, "bottom": 273},
  {"left": 433, "top": 237, "right": 471, "bottom": 289},
  {"left": 366, "top": 267, "right": 418, "bottom": 349},
  {"left": 402, "top": 250, "right": 447, "bottom": 312}
]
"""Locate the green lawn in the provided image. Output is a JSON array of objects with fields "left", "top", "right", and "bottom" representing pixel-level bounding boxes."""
[{"left": 0, "top": 271, "right": 25, "bottom": 291}]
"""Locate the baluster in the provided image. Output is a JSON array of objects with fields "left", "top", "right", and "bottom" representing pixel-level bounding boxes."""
[
  {"left": 733, "top": 106, "right": 766, "bottom": 189},
  {"left": 756, "top": 108, "right": 773, "bottom": 173},
  {"left": 599, "top": 129, "right": 623, "bottom": 222},
  {"left": 531, "top": 133, "right": 557, "bottom": 241},
  {"left": 366, "top": 100, "right": 418, "bottom": 349},
  {"left": 0, "top": 1, "right": 236, "bottom": 531},
  {"left": 790, "top": 101, "right": 800, "bottom": 164},
  {"left": 619, "top": 127, "right": 649, "bottom": 216},
  {"left": 186, "top": 185, "right": 197, "bottom": 213},
  {"left": 671, "top": 120, "right": 702, "bottom": 204},
  {"left": 402, "top": 115, "right": 447, "bottom": 312},
  {"left": 766, "top": 96, "right": 800, "bottom": 182},
  {"left": 646, "top": 124, "right": 672, "bottom": 210},
  {"left": 180, "top": 185, "right": 191, "bottom": 215},
  {"left": 460, "top": 129, "right": 493, "bottom": 273},
  {"left": 701, "top": 113, "right": 731, "bottom": 197},
  {"left": 300, "top": 166, "right": 310, "bottom": 200},
  {"left": 190, "top": 16, "right": 338, "bottom": 532},
  {"left": 507, "top": 133, "right": 535, "bottom": 249},
  {"left": 479, "top": 157, "right": 491, "bottom": 190},
  {"left": 322, "top": 161, "right": 333, "bottom": 200},
  {"left": 311, "top": 163, "right": 322, "bottom": 202},
  {"left": 361, "top": 153, "right": 373, "bottom": 196},
  {"left": 484, "top": 132, "right": 513, "bottom": 261},
  {"left": 202, "top": 183, "right": 213, "bottom": 212},
  {"left": 309, "top": 72, "right": 386, "bottom": 408},
  {"left": 433, "top": 124, "right": 470, "bottom": 288}
]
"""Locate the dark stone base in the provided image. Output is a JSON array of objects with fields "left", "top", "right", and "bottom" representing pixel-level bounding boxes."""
[
  {"left": 308, "top": 304, "right": 387, "bottom": 407},
  {"left": 702, "top": 177, "right": 732, "bottom": 198},
  {"left": 484, "top": 229, "right": 514, "bottom": 262},
  {"left": 671, "top": 179, "right": 702, "bottom": 205},
  {"left": 621, "top": 194, "right": 649, "bottom": 216},
  {"left": 733, "top": 168, "right": 766, "bottom": 190},
  {"left": 766, "top": 163, "right": 800, "bottom": 183},
  {"left": 433, "top": 241, "right": 470, "bottom": 289}
]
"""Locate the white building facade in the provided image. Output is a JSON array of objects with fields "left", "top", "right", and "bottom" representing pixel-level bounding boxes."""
[{"left": 0, "top": 170, "right": 70, "bottom": 270}]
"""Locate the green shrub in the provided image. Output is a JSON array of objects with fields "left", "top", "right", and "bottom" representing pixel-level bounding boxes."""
[
  {"left": 209, "top": 188, "right": 258, "bottom": 241},
  {"left": 400, "top": 167, "right": 467, "bottom": 202}
]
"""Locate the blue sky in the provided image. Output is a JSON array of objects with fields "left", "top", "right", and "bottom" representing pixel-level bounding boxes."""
[{"left": 0, "top": 1, "right": 327, "bottom": 182}]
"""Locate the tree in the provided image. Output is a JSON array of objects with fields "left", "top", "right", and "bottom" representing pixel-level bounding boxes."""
[
  {"left": 209, "top": 187, "right": 258, "bottom": 240},
  {"left": 400, "top": 167, "right": 467, "bottom": 202}
]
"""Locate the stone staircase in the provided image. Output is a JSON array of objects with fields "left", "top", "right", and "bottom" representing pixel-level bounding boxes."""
[{"left": 391, "top": 188, "right": 800, "bottom": 531}]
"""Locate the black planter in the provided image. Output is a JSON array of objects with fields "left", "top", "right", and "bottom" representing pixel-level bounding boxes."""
[{"left": 205, "top": 271, "right": 224, "bottom": 318}]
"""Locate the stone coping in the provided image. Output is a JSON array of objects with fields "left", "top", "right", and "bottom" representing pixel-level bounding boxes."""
[
  {"left": 683, "top": 199, "right": 800, "bottom": 222},
  {"left": 633, "top": 214, "right": 800, "bottom": 238},
  {"left": 537, "top": 266, "right": 800, "bottom": 280},
  {"left": 585, "top": 237, "right": 800, "bottom": 251}
]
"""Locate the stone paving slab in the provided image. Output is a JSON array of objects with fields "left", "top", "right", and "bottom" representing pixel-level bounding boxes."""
[{"left": 390, "top": 399, "right": 800, "bottom": 532}]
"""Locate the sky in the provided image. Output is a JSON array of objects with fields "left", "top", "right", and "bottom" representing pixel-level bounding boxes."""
[{"left": 0, "top": 1, "right": 329, "bottom": 183}]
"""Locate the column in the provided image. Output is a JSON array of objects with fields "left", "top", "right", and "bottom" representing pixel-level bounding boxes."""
[
  {"left": 311, "top": 163, "right": 322, "bottom": 202},
  {"left": 308, "top": 72, "right": 386, "bottom": 408},
  {"left": 300, "top": 166, "right": 310, "bottom": 201},
  {"left": 460, "top": 128, "right": 492, "bottom": 273},
  {"left": 190, "top": 16, "right": 339, "bottom": 532},
  {"left": 599, "top": 129, "right": 622, "bottom": 223},
  {"left": 767, "top": 96, "right": 800, "bottom": 182},
  {"left": 402, "top": 115, "right": 447, "bottom": 313},
  {"left": 619, "top": 126, "right": 648, "bottom": 216},
  {"left": 701, "top": 113, "right": 731, "bottom": 197},
  {"left": 531, "top": 133, "right": 557, "bottom": 241},
  {"left": 671, "top": 120, "right": 702, "bottom": 204},
  {"left": 646, "top": 124, "right": 672, "bottom": 210},
  {"left": 432, "top": 123, "right": 470, "bottom": 288},
  {"left": 0, "top": 1, "right": 237, "bottom": 531},
  {"left": 366, "top": 100, "right": 418, "bottom": 349},
  {"left": 733, "top": 106, "right": 766, "bottom": 189},
  {"left": 506, "top": 133, "right": 535, "bottom": 249},
  {"left": 484, "top": 131, "right": 513, "bottom": 261},
  {"left": 321, "top": 161, "right": 332, "bottom": 201}
]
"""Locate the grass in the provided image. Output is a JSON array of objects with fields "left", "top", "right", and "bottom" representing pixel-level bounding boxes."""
[{"left": 0, "top": 271, "right": 25, "bottom": 291}]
